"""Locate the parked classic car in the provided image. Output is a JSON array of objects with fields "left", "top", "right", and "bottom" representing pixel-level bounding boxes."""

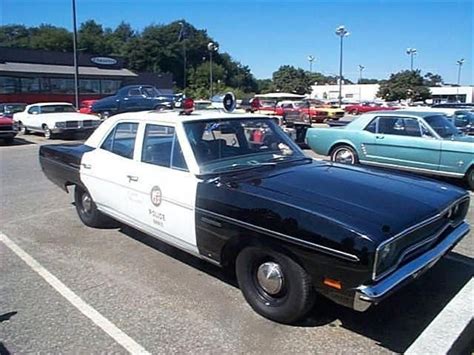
[
  {"left": 91, "top": 85, "right": 175, "bottom": 118},
  {"left": 79, "top": 99, "right": 98, "bottom": 115},
  {"left": 279, "top": 99, "right": 345, "bottom": 123},
  {"left": 39, "top": 106, "right": 470, "bottom": 323},
  {"left": 13, "top": 102, "right": 102, "bottom": 139},
  {"left": 0, "top": 103, "right": 27, "bottom": 118},
  {"left": 345, "top": 102, "right": 399, "bottom": 115},
  {"left": 306, "top": 111, "right": 474, "bottom": 189},
  {"left": 0, "top": 115, "right": 18, "bottom": 144}
]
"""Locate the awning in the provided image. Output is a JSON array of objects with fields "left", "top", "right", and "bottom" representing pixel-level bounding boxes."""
[{"left": 0, "top": 62, "right": 137, "bottom": 77}]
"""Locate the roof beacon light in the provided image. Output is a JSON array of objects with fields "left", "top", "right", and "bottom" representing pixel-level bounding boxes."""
[{"left": 180, "top": 98, "right": 194, "bottom": 115}]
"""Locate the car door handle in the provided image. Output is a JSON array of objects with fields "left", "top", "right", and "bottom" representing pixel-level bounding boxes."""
[
  {"left": 127, "top": 175, "right": 139, "bottom": 182},
  {"left": 81, "top": 163, "right": 92, "bottom": 169},
  {"left": 375, "top": 135, "right": 385, "bottom": 139}
]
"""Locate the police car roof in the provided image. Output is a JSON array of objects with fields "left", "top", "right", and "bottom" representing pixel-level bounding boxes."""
[{"left": 111, "top": 109, "right": 272, "bottom": 125}]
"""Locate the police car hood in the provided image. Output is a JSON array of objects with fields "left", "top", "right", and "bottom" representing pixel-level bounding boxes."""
[{"left": 226, "top": 161, "right": 467, "bottom": 243}]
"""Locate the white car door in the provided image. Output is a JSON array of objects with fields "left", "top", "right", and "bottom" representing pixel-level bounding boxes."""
[
  {"left": 24, "top": 105, "right": 40, "bottom": 129},
  {"left": 80, "top": 121, "right": 140, "bottom": 217},
  {"left": 128, "top": 123, "right": 199, "bottom": 253}
]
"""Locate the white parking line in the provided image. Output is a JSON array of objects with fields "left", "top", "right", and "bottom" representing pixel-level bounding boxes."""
[
  {"left": 0, "top": 231, "right": 150, "bottom": 355},
  {"left": 405, "top": 277, "right": 474, "bottom": 355}
]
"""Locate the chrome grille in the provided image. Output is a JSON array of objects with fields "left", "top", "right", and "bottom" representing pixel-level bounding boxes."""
[
  {"left": 66, "top": 121, "right": 79, "bottom": 128},
  {"left": 0, "top": 125, "right": 13, "bottom": 131}
]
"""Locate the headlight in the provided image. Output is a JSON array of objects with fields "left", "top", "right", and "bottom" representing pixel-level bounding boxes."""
[
  {"left": 374, "top": 242, "right": 398, "bottom": 279},
  {"left": 55, "top": 122, "right": 66, "bottom": 128}
]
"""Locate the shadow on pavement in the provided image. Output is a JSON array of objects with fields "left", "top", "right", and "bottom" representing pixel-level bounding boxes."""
[
  {"left": 0, "top": 137, "right": 34, "bottom": 147},
  {"left": 0, "top": 312, "right": 17, "bottom": 323},
  {"left": 0, "top": 342, "right": 10, "bottom": 355},
  {"left": 119, "top": 225, "right": 473, "bottom": 353}
]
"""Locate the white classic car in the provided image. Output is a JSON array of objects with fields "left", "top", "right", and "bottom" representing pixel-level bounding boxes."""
[{"left": 13, "top": 102, "right": 102, "bottom": 139}]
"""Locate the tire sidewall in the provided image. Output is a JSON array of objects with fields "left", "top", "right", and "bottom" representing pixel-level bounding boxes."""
[
  {"left": 236, "top": 247, "right": 314, "bottom": 324},
  {"left": 467, "top": 168, "right": 474, "bottom": 190},
  {"left": 330, "top": 145, "right": 358, "bottom": 164},
  {"left": 43, "top": 125, "right": 52, "bottom": 139}
]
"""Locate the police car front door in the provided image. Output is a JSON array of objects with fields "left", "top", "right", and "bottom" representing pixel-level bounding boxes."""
[{"left": 131, "top": 123, "right": 199, "bottom": 254}]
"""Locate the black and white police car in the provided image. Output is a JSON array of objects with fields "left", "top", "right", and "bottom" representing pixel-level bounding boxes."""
[{"left": 39, "top": 94, "right": 470, "bottom": 323}]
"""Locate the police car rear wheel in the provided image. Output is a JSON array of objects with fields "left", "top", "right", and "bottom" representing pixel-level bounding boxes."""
[
  {"left": 236, "top": 246, "right": 315, "bottom": 324},
  {"left": 74, "top": 186, "right": 111, "bottom": 228}
]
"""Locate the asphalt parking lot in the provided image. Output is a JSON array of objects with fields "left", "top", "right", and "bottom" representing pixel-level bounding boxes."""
[{"left": 1, "top": 133, "right": 473, "bottom": 354}]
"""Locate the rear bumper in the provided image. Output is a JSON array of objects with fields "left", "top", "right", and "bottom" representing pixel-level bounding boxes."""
[{"left": 353, "top": 222, "right": 470, "bottom": 311}]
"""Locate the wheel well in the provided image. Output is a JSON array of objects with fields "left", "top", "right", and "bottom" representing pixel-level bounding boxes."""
[
  {"left": 220, "top": 234, "right": 305, "bottom": 273},
  {"left": 42, "top": 123, "right": 48, "bottom": 129},
  {"left": 328, "top": 142, "right": 355, "bottom": 157}
]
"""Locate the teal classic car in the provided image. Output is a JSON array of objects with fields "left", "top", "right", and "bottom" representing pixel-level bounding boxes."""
[{"left": 305, "top": 111, "right": 474, "bottom": 189}]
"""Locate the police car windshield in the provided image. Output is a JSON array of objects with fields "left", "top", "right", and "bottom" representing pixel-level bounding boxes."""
[{"left": 184, "top": 118, "right": 305, "bottom": 174}]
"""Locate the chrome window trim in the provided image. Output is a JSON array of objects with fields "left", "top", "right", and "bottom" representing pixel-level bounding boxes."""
[{"left": 372, "top": 196, "right": 469, "bottom": 281}]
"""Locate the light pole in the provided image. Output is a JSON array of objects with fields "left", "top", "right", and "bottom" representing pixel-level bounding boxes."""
[
  {"left": 456, "top": 58, "right": 464, "bottom": 86},
  {"left": 406, "top": 48, "right": 417, "bottom": 71},
  {"left": 207, "top": 42, "right": 218, "bottom": 98},
  {"left": 178, "top": 22, "right": 187, "bottom": 92},
  {"left": 335, "top": 25, "right": 350, "bottom": 107},
  {"left": 358, "top": 64, "right": 365, "bottom": 101},
  {"left": 456, "top": 58, "right": 465, "bottom": 101},
  {"left": 71, "top": 0, "right": 79, "bottom": 109},
  {"left": 307, "top": 55, "right": 315, "bottom": 73}
]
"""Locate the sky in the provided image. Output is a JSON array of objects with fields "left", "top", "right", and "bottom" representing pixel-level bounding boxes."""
[{"left": 1, "top": 0, "right": 473, "bottom": 84}]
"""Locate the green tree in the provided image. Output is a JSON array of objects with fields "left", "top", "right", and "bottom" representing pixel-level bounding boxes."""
[
  {"left": 377, "top": 70, "right": 431, "bottom": 102},
  {"left": 256, "top": 79, "right": 273, "bottom": 93},
  {"left": 358, "top": 78, "right": 380, "bottom": 84},
  {"left": 423, "top": 72, "right": 443, "bottom": 87},
  {"left": 272, "top": 65, "right": 311, "bottom": 94},
  {"left": 78, "top": 20, "right": 109, "bottom": 54}
]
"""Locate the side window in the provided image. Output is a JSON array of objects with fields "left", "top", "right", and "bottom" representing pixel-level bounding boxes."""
[
  {"left": 378, "top": 117, "right": 421, "bottom": 137},
  {"left": 101, "top": 122, "right": 138, "bottom": 159},
  {"left": 128, "top": 88, "right": 142, "bottom": 96},
  {"left": 403, "top": 118, "right": 422, "bottom": 137},
  {"left": 142, "top": 124, "right": 175, "bottom": 168},
  {"left": 365, "top": 117, "right": 378, "bottom": 133},
  {"left": 28, "top": 106, "right": 39, "bottom": 115}
]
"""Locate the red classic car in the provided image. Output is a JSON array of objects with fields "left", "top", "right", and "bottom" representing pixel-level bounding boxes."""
[
  {"left": 344, "top": 102, "right": 399, "bottom": 115},
  {"left": 277, "top": 100, "right": 345, "bottom": 123},
  {"left": 78, "top": 99, "right": 98, "bottom": 114},
  {"left": 0, "top": 115, "right": 18, "bottom": 144}
]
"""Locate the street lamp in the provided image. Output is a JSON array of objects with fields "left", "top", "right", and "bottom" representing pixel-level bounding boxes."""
[
  {"left": 71, "top": 0, "right": 79, "bottom": 109},
  {"left": 307, "top": 55, "right": 315, "bottom": 73},
  {"left": 207, "top": 42, "right": 218, "bottom": 98},
  {"left": 358, "top": 65, "right": 365, "bottom": 101},
  {"left": 335, "top": 25, "right": 350, "bottom": 107},
  {"left": 456, "top": 58, "right": 464, "bottom": 86},
  {"left": 406, "top": 48, "right": 417, "bottom": 71}
]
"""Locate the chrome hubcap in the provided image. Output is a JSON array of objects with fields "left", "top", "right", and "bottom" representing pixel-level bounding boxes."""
[
  {"left": 334, "top": 149, "right": 354, "bottom": 164},
  {"left": 256, "top": 262, "right": 284, "bottom": 295},
  {"left": 81, "top": 193, "right": 92, "bottom": 213}
]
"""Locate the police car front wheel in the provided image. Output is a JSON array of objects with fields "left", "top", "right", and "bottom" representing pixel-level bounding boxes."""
[
  {"left": 236, "top": 246, "right": 315, "bottom": 324},
  {"left": 74, "top": 186, "right": 112, "bottom": 228}
]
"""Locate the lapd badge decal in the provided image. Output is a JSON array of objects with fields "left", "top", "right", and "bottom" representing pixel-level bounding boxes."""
[{"left": 150, "top": 186, "right": 162, "bottom": 207}]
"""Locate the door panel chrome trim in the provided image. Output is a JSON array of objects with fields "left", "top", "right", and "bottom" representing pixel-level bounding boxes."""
[{"left": 359, "top": 160, "right": 464, "bottom": 177}]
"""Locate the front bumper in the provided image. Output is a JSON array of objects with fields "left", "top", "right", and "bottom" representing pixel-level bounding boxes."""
[
  {"left": 353, "top": 222, "right": 470, "bottom": 311},
  {"left": 0, "top": 129, "right": 18, "bottom": 138},
  {"left": 52, "top": 127, "right": 97, "bottom": 134}
]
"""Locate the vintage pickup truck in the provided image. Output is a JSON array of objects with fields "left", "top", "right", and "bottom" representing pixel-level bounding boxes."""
[
  {"left": 91, "top": 85, "right": 176, "bottom": 118},
  {"left": 39, "top": 107, "right": 470, "bottom": 324}
]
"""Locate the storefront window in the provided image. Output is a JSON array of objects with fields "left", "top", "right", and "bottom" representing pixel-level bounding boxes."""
[
  {"left": 101, "top": 79, "right": 121, "bottom": 94},
  {"left": 79, "top": 79, "right": 101, "bottom": 94},
  {"left": 0, "top": 76, "right": 20, "bottom": 93},
  {"left": 50, "top": 78, "right": 76, "bottom": 94}
]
